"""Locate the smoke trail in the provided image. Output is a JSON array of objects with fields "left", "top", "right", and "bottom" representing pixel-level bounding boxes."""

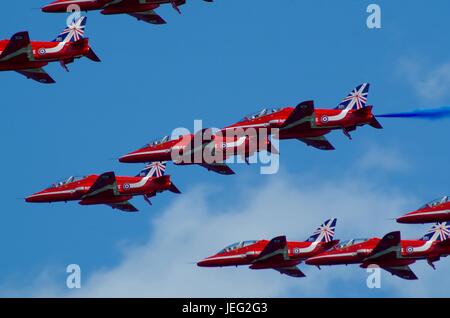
[{"left": 376, "top": 106, "right": 450, "bottom": 120}]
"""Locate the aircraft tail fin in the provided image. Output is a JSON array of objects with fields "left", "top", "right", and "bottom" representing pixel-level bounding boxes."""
[
  {"left": 335, "top": 83, "right": 370, "bottom": 110},
  {"left": 137, "top": 162, "right": 167, "bottom": 178},
  {"left": 306, "top": 218, "right": 337, "bottom": 243},
  {"left": 421, "top": 222, "right": 450, "bottom": 242},
  {"left": 53, "top": 16, "right": 87, "bottom": 43}
]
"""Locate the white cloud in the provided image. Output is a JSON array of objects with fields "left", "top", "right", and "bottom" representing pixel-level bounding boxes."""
[
  {"left": 357, "top": 144, "right": 410, "bottom": 172},
  {"left": 399, "top": 58, "right": 450, "bottom": 102}
]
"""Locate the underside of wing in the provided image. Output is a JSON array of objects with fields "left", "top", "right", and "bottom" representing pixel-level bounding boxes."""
[
  {"left": 382, "top": 265, "right": 418, "bottom": 280},
  {"left": 0, "top": 32, "right": 33, "bottom": 64},
  {"left": 107, "top": 201, "right": 139, "bottom": 213},
  {"left": 273, "top": 266, "right": 306, "bottom": 278},
  {"left": 16, "top": 68, "right": 55, "bottom": 84},
  {"left": 128, "top": 10, "right": 166, "bottom": 24},
  {"left": 364, "top": 231, "right": 402, "bottom": 264},
  {"left": 199, "top": 162, "right": 235, "bottom": 175},
  {"left": 83, "top": 172, "right": 120, "bottom": 200},
  {"left": 297, "top": 136, "right": 335, "bottom": 151},
  {"left": 281, "top": 101, "right": 315, "bottom": 130}
]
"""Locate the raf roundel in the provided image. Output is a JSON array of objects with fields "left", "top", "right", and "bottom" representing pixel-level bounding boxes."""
[
  {"left": 321, "top": 115, "right": 329, "bottom": 123},
  {"left": 38, "top": 48, "right": 47, "bottom": 55},
  {"left": 123, "top": 183, "right": 131, "bottom": 190},
  {"left": 406, "top": 246, "right": 414, "bottom": 254}
]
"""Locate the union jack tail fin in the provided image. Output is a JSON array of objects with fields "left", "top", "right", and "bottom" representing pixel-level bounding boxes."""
[
  {"left": 306, "top": 218, "right": 337, "bottom": 243},
  {"left": 336, "top": 83, "right": 370, "bottom": 110},
  {"left": 421, "top": 222, "right": 450, "bottom": 242},
  {"left": 53, "top": 16, "right": 87, "bottom": 43},
  {"left": 137, "top": 162, "right": 167, "bottom": 178}
]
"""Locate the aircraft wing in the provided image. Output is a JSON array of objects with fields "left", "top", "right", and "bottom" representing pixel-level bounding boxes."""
[
  {"left": 381, "top": 265, "right": 418, "bottom": 280},
  {"left": 16, "top": 68, "right": 55, "bottom": 84},
  {"left": 281, "top": 101, "right": 315, "bottom": 130},
  {"left": 83, "top": 172, "right": 120, "bottom": 199},
  {"left": 273, "top": 266, "right": 306, "bottom": 278},
  {"left": 363, "top": 231, "right": 402, "bottom": 264},
  {"left": 297, "top": 136, "right": 335, "bottom": 151},
  {"left": 252, "top": 236, "right": 288, "bottom": 265},
  {"left": 0, "top": 32, "right": 34, "bottom": 64},
  {"left": 199, "top": 163, "right": 235, "bottom": 175},
  {"left": 107, "top": 201, "right": 139, "bottom": 213},
  {"left": 128, "top": 10, "right": 166, "bottom": 24}
]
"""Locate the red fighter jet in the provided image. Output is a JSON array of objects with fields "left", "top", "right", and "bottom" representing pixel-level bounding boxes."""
[
  {"left": 0, "top": 16, "right": 100, "bottom": 84},
  {"left": 119, "top": 129, "right": 277, "bottom": 175},
  {"left": 42, "top": 0, "right": 213, "bottom": 25},
  {"left": 397, "top": 196, "right": 450, "bottom": 224},
  {"left": 197, "top": 219, "right": 338, "bottom": 278},
  {"left": 223, "top": 83, "right": 383, "bottom": 151},
  {"left": 305, "top": 223, "right": 450, "bottom": 280},
  {"left": 26, "top": 162, "right": 181, "bottom": 212}
]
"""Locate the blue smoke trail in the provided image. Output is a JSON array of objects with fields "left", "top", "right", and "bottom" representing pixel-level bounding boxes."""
[{"left": 376, "top": 106, "right": 450, "bottom": 120}]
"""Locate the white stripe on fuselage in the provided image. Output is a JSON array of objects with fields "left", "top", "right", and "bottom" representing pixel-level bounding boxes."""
[
  {"left": 325, "top": 109, "right": 351, "bottom": 122},
  {"left": 408, "top": 210, "right": 450, "bottom": 217},
  {"left": 40, "top": 42, "right": 66, "bottom": 54},
  {"left": 28, "top": 187, "right": 88, "bottom": 198},
  {"left": 128, "top": 176, "right": 151, "bottom": 189}
]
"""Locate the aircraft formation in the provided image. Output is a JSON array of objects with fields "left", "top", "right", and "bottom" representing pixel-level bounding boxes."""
[
  {"left": 197, "top": 219, "right": 450, "bottom": 280},
  {"left": 3, "top": 2, "right": 447, "bottom": 283}
]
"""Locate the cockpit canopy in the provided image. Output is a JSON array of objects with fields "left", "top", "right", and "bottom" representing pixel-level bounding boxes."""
[
  {"left": 218, "top": 240, "right": 257, "bottom": 254},
  {"left": 48, "top": 176, "right": 83, "bottom": 189},
  {"left": 240, "top": 108, "right": 281, "bottom": 122},
  {"left": 420, "top": 196, "right": 449, "bottom": 209},
  {"left": 334, "top": 238, "right": 369, "bottom": 249},
  {"left": 145, "top": 135, "right": 171, "bottom": 147}
]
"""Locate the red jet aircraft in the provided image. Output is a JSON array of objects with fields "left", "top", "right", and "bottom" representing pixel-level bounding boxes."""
[
  {"left": 26, "top": 162, "right": 180, "bottom": 212},
  {"left": 0, "top": 16, "right": 100, "bottom": 84},
  {"left": 305, "top": 223, "right": 450, "bottom": 280},
  {"left": 119, "top": 129, "right": 278, "bottom": 175},
  {"left": 397, "top": 196, "right": 450, "bottom": 224},
  {"left": 197, "top": 219, "right": 338, "bottom": 278},
  {"left": 42, "top": 0, "right": 213, "bottom": 25},
  {"left": 223, "top": 83, "right": 382, "bottom": 151}
]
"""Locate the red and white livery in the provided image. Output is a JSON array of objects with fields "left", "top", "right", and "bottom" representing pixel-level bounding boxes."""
[
  {"left": 0, "top": 16, "right": 100, "bottom": 84},
  {"left": 197, "top": 219, "right": 339, "bottom": 278},
  {"left": 42, "top": 0, "right": 213, "bottom": 25},
  {"left": 223, "top": 83, "right": 382, "bottom": 151},
  {"left": 397, "top": 196, "right": 450, "bottom": 224},
  {"left": 305, "top": 223, "right": 450, "bottom": 280},
  {"left": 26, "top": 162, "right": 180, "bottom": 212}
]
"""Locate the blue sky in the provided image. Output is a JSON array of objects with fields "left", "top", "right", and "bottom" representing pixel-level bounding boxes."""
[{"left": 1, "top": 0, "right": 450, "bottom": 297}]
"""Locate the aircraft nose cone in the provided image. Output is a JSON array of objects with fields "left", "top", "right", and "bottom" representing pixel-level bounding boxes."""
[
  {"left": 305, "top": 257, "right": 321, "bottom": 266},
  {"left": 25, "top": 194, "right": 39, "bottom": 203},
  {"left": 41, "top": 4, "right": 57, "bottom": 13},
  {"left": 396, "top": 212, "right": 416, "bottom": 224},
  {"left": 119, "top": 154, "right": 135, "bottom": 163},
  {"left": 197, "top": 258, "right": 215, "bottom": 267}
]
